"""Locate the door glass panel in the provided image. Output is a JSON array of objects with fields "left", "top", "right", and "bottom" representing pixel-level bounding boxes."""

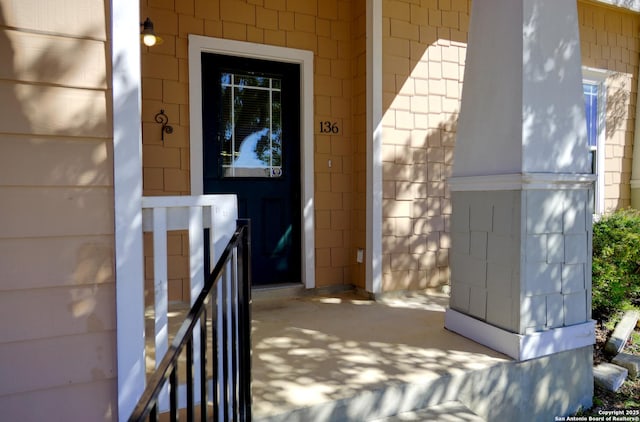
[{"left": 220, "top": 72, "right": 283, "bottom": 178}]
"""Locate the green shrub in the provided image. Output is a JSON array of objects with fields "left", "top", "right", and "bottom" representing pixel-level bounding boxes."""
[{"left": 592, "top": 209, "right": 640, "bottom": 320}]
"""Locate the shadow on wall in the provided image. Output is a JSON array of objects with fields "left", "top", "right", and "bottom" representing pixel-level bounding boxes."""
[
  {"left": 521, "top": 2, "right": 591, "bottom": 173},
  {"left": 606, "top": 72, "right": 632, "bottom": 139},
  {"left": 378, "top": 2, "right": 469, "bottom": 291},
  {"left": 521, "top": 3, "right": 635, "bottom": 188},
  {"left": 0, "top": 2, "right": 125, "bottom": 420},
  {"left": 381, "top": 113, "right": 459, "bottom": 290},
  {"left": 605, "top": 71, "right": 635, "bottom": 208},
  {"left": 0, "top": 7, "right": 29, "bottom": 133},
  {"left": 0, "top": 8, "right": 112, "bottom": 185}
]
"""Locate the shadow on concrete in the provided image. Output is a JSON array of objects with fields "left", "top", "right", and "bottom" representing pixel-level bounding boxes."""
[
  {"left": 251, "top": 291, "right": 507, "bottom": 421},
  {"left": 251, "top": 291, "right": 593, "bottom": 422}
]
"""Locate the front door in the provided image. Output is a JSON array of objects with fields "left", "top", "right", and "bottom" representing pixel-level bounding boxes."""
[{"left": 202, "top": 53, "right": 301, "bottom": 286}]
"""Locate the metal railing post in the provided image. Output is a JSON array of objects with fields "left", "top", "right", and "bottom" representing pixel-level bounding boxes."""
[
  {"left": 128, "top": 221, "right": 252, "bottom": 422},
  {"left": 237, "top": 219, "right": 252, "bottom": 421}
]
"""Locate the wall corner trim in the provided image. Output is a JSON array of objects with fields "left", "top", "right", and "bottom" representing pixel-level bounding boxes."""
[{"left": 444, "top": 308, "right": 595, "bottom": 361}]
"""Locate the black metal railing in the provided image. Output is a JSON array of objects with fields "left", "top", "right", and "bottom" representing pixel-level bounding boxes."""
[{"left": 129, "top": 220, "right": 252, "bottom": 422}]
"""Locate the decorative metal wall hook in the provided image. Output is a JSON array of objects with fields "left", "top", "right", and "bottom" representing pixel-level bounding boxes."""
[{"left": 155, "top": 109, "right": 173, "bottom": 141}]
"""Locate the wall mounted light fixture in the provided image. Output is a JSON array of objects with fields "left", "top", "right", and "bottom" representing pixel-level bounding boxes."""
[
  {"left": 140, "top": 17, "right": 163, "bottom": 47},
  {"left": 155, "top": 109, "right": 173, "bottom": 141}
]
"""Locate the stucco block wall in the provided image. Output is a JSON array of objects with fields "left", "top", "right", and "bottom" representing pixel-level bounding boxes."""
[
  {"left": 0, "top": 0, "right": 116, "bottom": 420},
  {"left": 579, "top": 1, "right": 640, "bottom": 211},
  {"left": 140, "top": 0, "right": 364, "bottom": 292},
  {"left": 523, "top": 189, "right": 593, "bottom": 332},
  {"left": 380, "top": 0, "right": 470, "bottom": 291},
  {"left": 450, "top": 190, "right": 521, "bottom": 331},
  {"left": 450, "top": 189, "right": 593, "bottom": 334}
]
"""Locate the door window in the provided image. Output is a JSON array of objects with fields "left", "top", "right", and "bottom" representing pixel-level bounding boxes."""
[{"left": 220, "top": 73, "right": 283, "bottom": 178}]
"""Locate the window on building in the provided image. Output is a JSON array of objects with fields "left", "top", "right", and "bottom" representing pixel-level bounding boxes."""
[{"left": 582, "top": 68, "right": 607, "bottom": 214}]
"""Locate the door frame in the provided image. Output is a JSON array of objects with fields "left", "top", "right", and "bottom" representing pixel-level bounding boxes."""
[{"left": 188, "top": 35, "right": 315, "bottom": 288}]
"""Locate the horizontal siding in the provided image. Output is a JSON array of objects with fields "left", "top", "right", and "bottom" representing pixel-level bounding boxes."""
[
  {"left": 0, "top": 331, "right": 116, "bottom": 396},
  {"left": 0, "top": 378, "right": 117, "bottom": 422},
  {"left": 0, "top": 81, "right": 110, "bottom": 138},
  {"left": 0, "top": 136, "right": 113, "bottom": 187},
  {"left": 0, "top": 284, "right": 116, "bottom": 343},
  {"left": 0, "top": 29, "right": 108, "bottom": 89},
  {"left": 0, "top": 0, "right": 107, "bottom": 39},
  {"left": 0, "top": 0, "right": 116, "bottom": 417},
  {"left": 0, "top": 187, "right": 113, "bottom": 238},
  {"left": 0, "top": 236, "right": 114, "bottom": 291}
]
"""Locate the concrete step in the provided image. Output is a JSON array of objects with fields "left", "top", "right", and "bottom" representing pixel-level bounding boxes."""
[
  {"left": 612, "top": 352, "right": 640, "bottom": 379},
  {"left": 369, "top": 401, "right": 484, "bottom": 421},
  {"left": 594, "top": 362, "right": 628, "bottom": 392}
]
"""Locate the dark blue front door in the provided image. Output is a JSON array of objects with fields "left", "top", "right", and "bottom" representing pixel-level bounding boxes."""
[{"left": 202, "top": 53, "right": 301, "bottom": 285}]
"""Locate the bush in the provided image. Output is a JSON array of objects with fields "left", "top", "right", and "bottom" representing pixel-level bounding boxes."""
[{"left": 592, "top": 209, "right": 640, "bottom": 320}]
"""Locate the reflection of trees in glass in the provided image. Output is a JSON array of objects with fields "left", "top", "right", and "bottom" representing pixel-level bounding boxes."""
[
  {"left": 220, "top": 73, "right": 282, "bottom": 168},
  {"left": 256, "top": 128, "right": 281, "bottom": 165}
]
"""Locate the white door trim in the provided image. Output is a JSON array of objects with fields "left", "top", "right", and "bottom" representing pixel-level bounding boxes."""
[{"left": 188, "top": 35, "right": 315, "bottom": 289}]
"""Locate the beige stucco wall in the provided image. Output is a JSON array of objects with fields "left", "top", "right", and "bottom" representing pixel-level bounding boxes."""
[
  {"left": 579, "top": 0, "right": 639, "bottom": 211},
  {"left": 0, "top": 0, "right": 117, "bottom": 420}
]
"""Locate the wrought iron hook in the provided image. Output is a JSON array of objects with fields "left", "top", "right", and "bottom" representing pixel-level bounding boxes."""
[{"left": 154, "top": 109, "right": 173, "bottom": 141}]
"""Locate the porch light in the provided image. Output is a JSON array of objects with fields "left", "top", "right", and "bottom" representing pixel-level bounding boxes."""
[{"left": 140, "top": 17, "right": 162, "bottom": 47}]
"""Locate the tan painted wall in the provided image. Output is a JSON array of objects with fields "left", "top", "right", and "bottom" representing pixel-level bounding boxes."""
[
  {"left": 141, "top": 0, "right": 639, "bottom": 296},
  {"left": 579, "top": 0, "right": 639, "bottom": 211},
  {"left": 0, "top": 0, "right": 117, "bottom": 420},
  {"left": 378, "top": 0, "right": 638, "bottom": 292},
  {"left": 140, "top": 0, "right": 363, "bottom": 294},
  {"left": 380, "top": 0, "right": 470, "bottom": 292}
]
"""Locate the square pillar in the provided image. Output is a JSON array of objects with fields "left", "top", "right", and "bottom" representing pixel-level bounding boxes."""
[
  {"left": 445, "top": 0, "right": 596, "bottom": 362},
  {"left": 446, "top": 175, "right": 595, "bottom": 361}
]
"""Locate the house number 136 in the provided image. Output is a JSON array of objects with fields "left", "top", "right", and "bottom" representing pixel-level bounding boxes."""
[{"left": 319, "top": 121, "right": 339, "bottom": 134}]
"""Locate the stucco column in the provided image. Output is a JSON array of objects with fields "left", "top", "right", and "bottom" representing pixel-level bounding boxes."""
[{"left": 445, "top": 0, "right": 595, "bottom": 361}]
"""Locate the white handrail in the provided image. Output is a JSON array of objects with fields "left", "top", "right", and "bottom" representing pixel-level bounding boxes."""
[{"left": 140, "top": 194, "right": 238, "bottom": 409}]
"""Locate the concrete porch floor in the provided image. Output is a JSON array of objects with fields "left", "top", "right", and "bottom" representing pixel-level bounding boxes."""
[
  {"left": 143, "top": 288, "right": 595, "bottom": 421},
  {"left": 251, "top": 290, "right": 510, "bottom": 421}
]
